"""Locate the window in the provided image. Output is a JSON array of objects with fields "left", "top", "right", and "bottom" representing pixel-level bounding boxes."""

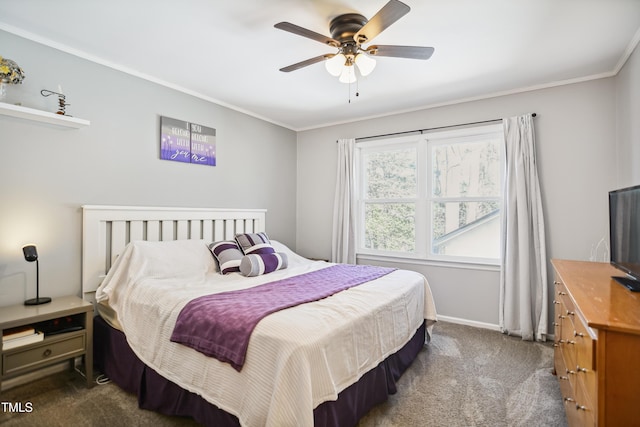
[{"left": 356, "top": 124, "right": 504, "bottom": 265}]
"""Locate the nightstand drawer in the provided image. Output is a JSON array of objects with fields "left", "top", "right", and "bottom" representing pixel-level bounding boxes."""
[{"left": 2, "top": 332, "right": 86, "bottom": 376}]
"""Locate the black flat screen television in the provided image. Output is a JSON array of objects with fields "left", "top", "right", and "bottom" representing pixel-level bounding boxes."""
[{"left": 609, "top": 184, "right": 640, "bottom": 292}]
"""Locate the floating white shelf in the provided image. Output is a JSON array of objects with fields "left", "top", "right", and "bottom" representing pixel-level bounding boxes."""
[{"left": 0, "top": 101, "right": 90, "bottom": 129}]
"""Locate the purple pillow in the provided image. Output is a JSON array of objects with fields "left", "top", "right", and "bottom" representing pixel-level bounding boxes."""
[
  {"left": 235, "top": 232, "right": 275, "bottom": 255},
  {"left": 209, "top": 241, "right": 243, "bottom": 274},
  {"left": 239, "top": 253, "right": 288, "bottom": 277}
]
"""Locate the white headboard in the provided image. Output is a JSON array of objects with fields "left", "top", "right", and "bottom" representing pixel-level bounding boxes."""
[{"left": 81, "top": 205, "right": 266, "bottom": 303}]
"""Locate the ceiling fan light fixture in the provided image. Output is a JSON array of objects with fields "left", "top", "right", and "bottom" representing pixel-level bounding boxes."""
[
  {"left": 338, "top": 65, "right": 357, "bottom": 84},
  {"left": 275, "top": 0, "right": 434, "bottom": 94},
  {"left": 325, "top": 53, "right": 346, "bottom": 76},
  {"left": 355, "top": 53, "right": 376, "bottom": 76}
]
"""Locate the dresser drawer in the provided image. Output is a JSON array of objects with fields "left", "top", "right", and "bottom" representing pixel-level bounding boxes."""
[
  {"left": 573, "top": 315, "right": 596, "bottom": 405},
  {"left": 555, "top": 345, "right": 572, "bottom": 398},
  {"left": 573, "top": 379, "right": 596, "bottom": 427},
  {"left": 560, "top": 307, "right": 578, "bottom": 370},
  {"left": 560, "top": 349, "right": 596, "bottom": 427},
  {"left": 553, "top": 282, "right": 564, "bottom": 345},
  {"left": 2, "top": 332, "right": 86, "bottom": 376}
]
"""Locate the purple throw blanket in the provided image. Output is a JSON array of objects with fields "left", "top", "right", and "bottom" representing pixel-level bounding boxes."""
[{"left": 170, "top": 264, "right": 395, "bottom": 371}]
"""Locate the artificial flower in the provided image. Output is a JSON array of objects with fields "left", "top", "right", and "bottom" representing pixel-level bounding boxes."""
[{"left": 0, "top": 56, "right": 25, "bottom": 84}]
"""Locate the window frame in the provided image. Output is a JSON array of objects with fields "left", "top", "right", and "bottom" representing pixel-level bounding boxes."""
[{"left": 355, "top": 123, "right": 505, "bottom": 266}]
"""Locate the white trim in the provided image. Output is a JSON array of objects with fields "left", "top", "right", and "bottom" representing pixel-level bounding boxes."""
[
  {"left": 356, "top": 254, "right": 500, "bottom": 272},
  {"left": 613, "top": 26, "right": 640, "bottom": 74},
  {"left": 424, "top": 123, "right": 504, "bottom": 141},
  {"left": 0, "top": 22, "right": 291, "bottom": 130},
  {"left": 297, "top": 72, "right": 617, "bottom": 131},
  {"left": 435, "top": 315, "right": 556, "bottom": 342},
  {"left": 357, "top": 134, "right": 422, "bottom": 148},
  {"left": 1, "top": 21, "right": 633, "bottom": 133},
  {"left": 436, "top": 315, "right": 500, "bottom": 331}
]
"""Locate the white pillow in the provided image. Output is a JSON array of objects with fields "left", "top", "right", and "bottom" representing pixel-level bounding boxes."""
[
  {"left": 270, "top": 240, "right": 317, "bottom": 267},
  {"left": 96, "top": 239, "right": 216, "bottom": 304},
  {"left": 127, "top": 239, "right": 216, "bottom": 278}
]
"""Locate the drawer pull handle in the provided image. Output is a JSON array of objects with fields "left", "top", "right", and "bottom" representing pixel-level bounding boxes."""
[
  {"left": 577, "top": 365, "right": 588, "bottom": 373},
  {"left": 573, "top": 331, "right": 584, "bottom": 338},
  {"left": 566, "top": 369, "right": 576, "bottom": 375},
  {"left": 564, "top": 397, "right": 575, "bottom": 403},
  {"left": 567, "top": 340, "right": 576, "bottom": 345},
  {"left": 557, "top": 291, "right": 567, "bottom": 296},
  {"left": 566, "top": 310, "right": 575, "bottom": 316},
  {"left": 558, "top": 315, "right": 566, "bottom": 319},
  {"left": 553, "top": 322, "right": 560, "bottom": 327},
  {"left": 553, "top": 300, "right": 561, "bottom": 305},
  {"left": 559, "top": 376, "right": 569, "bottom": 381},
  {"left": 576, "top": 404, "right": 587, "bottom": 411},
  {"left": 42, "top": 349, "right": 52, "bottom": 358},
  {"left": 554, "top": 281, "right": 561, "bottom": 285}
]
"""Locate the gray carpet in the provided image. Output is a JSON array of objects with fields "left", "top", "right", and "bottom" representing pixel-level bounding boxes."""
[
  {"left": 0, "top": 321, "right": 567, "bottom": 427},
  {"left": 358, "top": 322, "right": 567, "bottom": 427}
]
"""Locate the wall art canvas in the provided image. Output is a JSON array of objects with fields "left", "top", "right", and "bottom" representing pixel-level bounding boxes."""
[
  {"left": 160, "top": 116, "right": 216, "bottom": 166},
  {"left": 190, "top": 122, "right": 216, "bottom": 166}
]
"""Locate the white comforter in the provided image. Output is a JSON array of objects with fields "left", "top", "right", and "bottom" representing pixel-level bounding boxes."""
[{"left": 95, "top": 239, "right": 437, "bottom": 427}]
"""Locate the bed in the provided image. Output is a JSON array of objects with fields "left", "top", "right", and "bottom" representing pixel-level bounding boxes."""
[{"left": 82, "top": 205, "right": 437, "bottom": 427}]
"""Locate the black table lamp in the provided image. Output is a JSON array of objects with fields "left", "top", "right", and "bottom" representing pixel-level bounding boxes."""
[{"left": 23, "top": 244, "right": 51, "bottom": 306}]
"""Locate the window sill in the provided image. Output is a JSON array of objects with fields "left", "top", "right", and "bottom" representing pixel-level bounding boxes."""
[{"left": 356, "top": 253, "right": 501, "bottom": 272}]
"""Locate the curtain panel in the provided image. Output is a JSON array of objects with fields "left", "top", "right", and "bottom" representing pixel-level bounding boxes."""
[
  {"left": 332, "top": 138, "right": 357, "bottom": 264},
  {"left": 500, "top": 114, "right": 548, "bottom": 341}
]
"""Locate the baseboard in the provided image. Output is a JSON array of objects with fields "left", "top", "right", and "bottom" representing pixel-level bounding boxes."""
[
  {"left": 436, "top": 315, "right": 556, "bottom": 341},
  {"left": 436, "top": 315, "right": 501, "bottom": 331}
]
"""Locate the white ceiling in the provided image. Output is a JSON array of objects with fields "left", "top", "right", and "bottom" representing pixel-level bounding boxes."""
[{"left": 1, "top": 0, "right": 639, "bottom": 131}]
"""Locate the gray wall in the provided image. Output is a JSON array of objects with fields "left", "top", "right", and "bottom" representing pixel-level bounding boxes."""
[
  {"left": 0, "top": 31, "right": 297, "bottom": 307},
  {"left": 297, "top": 73, "right": 628, "bottom": 327},
  {"left": 616, "top": 42, "right": 640, "bottom": 187}
]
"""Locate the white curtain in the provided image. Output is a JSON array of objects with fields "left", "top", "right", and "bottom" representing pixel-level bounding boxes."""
[
  {"left": 331, "top": 138, "right": 356, "bottom": 264},
  {"left": 500, "top": 114, "right": 548, "bottom": 341}
]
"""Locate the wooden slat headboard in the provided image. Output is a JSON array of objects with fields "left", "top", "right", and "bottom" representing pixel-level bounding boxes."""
[{"left": 81, "top": 205, "right": 266, "bottom": 303}]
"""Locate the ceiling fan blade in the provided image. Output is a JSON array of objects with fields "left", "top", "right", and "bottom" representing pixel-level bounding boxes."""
[
  {"left": 366, "top": 45, "right": 434, "bottom": 60},
  {"left": 353, "top": 0, "right": 410, "bottom": 44},
  {"left": 275, "top": 22, "right": 340, "bottom": 48},
  {"left": 279, "top": 54, "right": 334, "bottom": 72}
]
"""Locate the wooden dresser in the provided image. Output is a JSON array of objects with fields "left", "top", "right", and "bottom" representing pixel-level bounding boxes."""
[{"left": 552, "top": 259, "right": 640, "bottom": 427}]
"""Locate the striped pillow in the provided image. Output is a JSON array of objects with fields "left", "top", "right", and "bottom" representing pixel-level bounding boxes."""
[
  {"left": 235, "top": 232, "right": 275, "bottom": 255},
  {"left": 239, "top": 252, "right": 288, "bottom": 277},
  {"left": 209, "top": 241, "right": 244, "bottom": 274}
]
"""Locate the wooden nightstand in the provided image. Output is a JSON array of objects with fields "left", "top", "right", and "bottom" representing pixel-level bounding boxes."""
[{"left": 0, "top": 296, "right": 93, "bottom": 388}]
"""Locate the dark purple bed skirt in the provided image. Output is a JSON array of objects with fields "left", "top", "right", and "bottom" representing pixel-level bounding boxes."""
[{"left": 94, "top": 316, "right": 426, "bottom": 427}]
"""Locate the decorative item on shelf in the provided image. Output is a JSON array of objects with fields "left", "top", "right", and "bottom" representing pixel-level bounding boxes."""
[
  {"left": 0, "top": 55, "right": 26, "bottom": 101},
  {"left": 22, "top": 244, "right": 52, "bottom": 306},
  {"left": 40, "top": 89, "right": 69, "bottom": 115}
]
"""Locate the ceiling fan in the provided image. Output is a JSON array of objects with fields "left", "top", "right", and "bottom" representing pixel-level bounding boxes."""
[{"left": 274, "top": 0, "right": 434, "bottom": 83}]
